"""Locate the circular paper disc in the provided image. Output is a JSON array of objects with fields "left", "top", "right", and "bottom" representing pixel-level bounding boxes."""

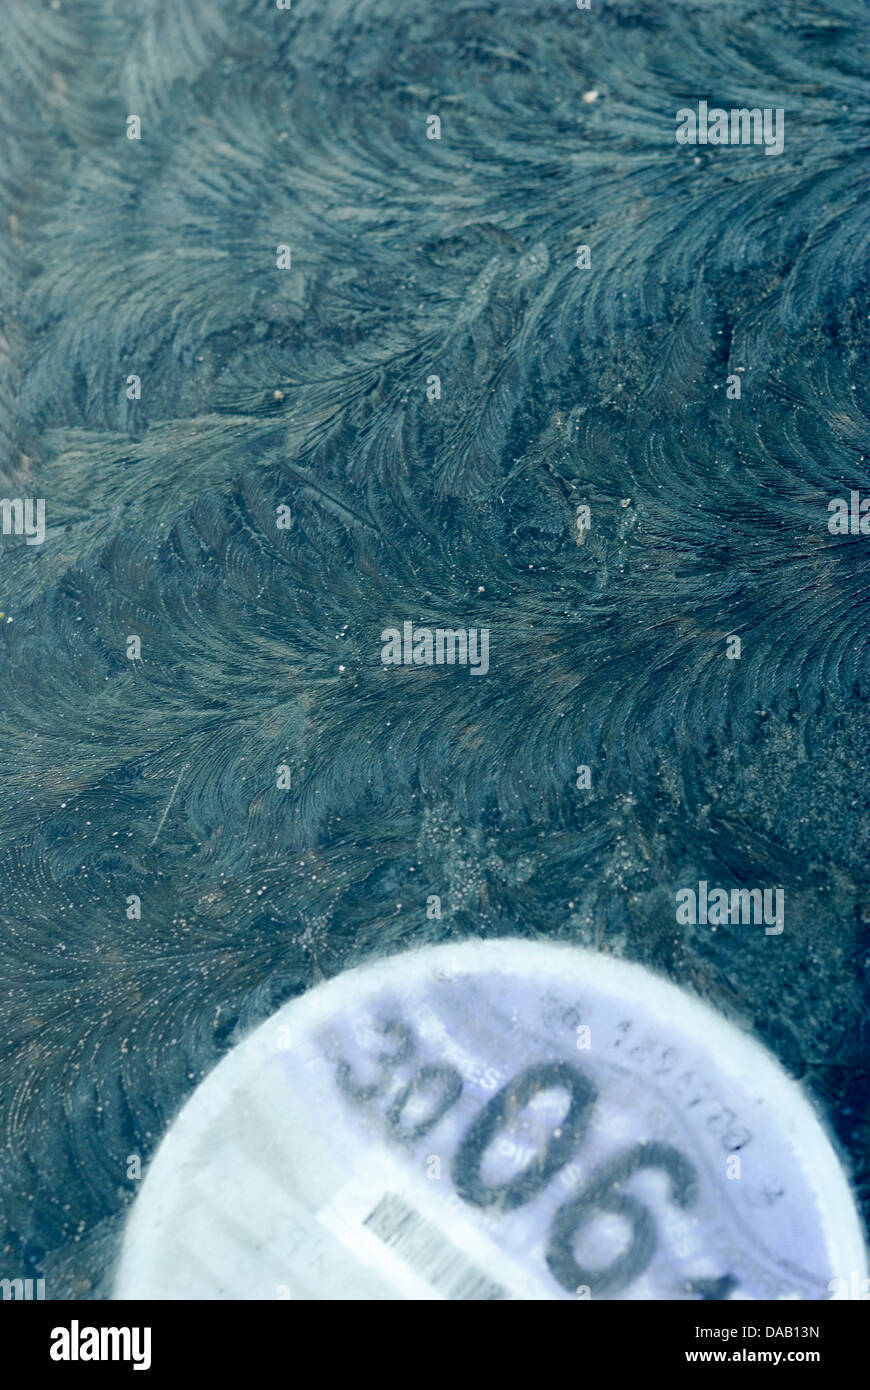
[{"left": 115, "top": 939, "right": 867, "bottom": 1300}]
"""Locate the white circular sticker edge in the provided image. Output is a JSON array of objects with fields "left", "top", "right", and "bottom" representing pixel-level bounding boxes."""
[{"left": 114, "top": 937, "right": 869, "bottom": 1298}]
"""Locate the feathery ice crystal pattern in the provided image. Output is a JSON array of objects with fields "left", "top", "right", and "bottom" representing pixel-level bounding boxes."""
[{"left": 1, "top": 0, "right": 869, "bottom": 1295}]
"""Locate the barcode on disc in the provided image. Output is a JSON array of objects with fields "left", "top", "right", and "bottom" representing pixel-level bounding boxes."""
[{"left": 363, "top": 1192, "right": 508, "bottom": 1300}]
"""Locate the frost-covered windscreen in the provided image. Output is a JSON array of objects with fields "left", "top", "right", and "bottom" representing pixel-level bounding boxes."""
[{"left": 0, "top": 0, "right": 868, "bottom": 1313}]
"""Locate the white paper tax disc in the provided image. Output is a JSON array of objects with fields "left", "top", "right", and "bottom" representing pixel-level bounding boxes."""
[{"left": 114, "top": 939, "right": 868, "bottom": 1300}]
